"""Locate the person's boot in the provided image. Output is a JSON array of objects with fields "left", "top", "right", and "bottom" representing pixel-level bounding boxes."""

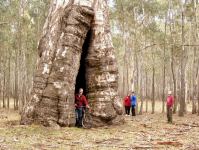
[
  {"left": 77, "top": 117, "right": 83, "bottom": 128},
  {"left": 75, "top": 119, "right": 78, "bottom": 127}
]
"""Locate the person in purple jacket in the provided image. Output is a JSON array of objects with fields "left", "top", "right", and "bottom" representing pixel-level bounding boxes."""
[{"left": 131, "top": 91, "right": 137, "bottom": 116}]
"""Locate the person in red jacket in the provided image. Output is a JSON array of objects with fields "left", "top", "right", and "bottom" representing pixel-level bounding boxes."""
[
  {"left": 166, "top": 90, "right": 174, "bottom": 123},
  {"left": 123, "top": 93, "right": 131, "bottom": 115},
  {"left": 75, "top": 88, "right": 89, "bottom": 127}
]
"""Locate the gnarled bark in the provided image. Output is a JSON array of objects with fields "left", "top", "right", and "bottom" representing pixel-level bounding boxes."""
[
  {"left": 85, "top": 0, "right": 123, "bottom": 127},
  {"left": 21, "top": 2, "right": 94, "bottom": 126},
  {"left": 21, "top": 0, "right": 123, "bottom": 127}
]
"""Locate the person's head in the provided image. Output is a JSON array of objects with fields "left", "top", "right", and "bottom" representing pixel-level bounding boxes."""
[
  {"left": 79, "top": 88, "right": 83, "bottom": 96},
  {"left": 168, "top": 90, "right": 172, "bottom": 96},
  {"left": 132, "top": 91, "right": 135, "bottom": 96}
]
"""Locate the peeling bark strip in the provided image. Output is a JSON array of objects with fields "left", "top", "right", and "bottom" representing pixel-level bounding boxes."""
[
  {"left": 21, "top": 0, "right": 123, "bottom": 127},
  {"left": 21, "top": 4, "right": 94, "bottom": 126}
]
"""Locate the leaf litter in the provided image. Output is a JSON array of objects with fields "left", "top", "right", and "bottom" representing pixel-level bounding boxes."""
[{"left": 0, "top": 110, "right": 198, "bottom": 149}]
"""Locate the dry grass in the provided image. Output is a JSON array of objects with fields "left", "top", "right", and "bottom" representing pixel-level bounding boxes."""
[{"left": 0, "top": 101, "right": 198, "bottom": 150}]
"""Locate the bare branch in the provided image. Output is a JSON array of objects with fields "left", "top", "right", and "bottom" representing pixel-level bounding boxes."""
[{"left": 137, "top": 43, "right": 199, "bottom": 53}]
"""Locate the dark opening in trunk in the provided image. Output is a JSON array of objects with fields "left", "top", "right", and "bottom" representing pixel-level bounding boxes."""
[{"left": 75, "top": 30, "right": 91, "bottom": 96}]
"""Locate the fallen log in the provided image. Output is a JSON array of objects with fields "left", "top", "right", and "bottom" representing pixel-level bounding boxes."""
[{"left": 156, "top": 141, "right": 183, "bottom": 147}]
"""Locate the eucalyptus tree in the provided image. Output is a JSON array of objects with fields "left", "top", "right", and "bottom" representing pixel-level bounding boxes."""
[{"left": 21, "top": 0, "right": 123, "bottom": 127}]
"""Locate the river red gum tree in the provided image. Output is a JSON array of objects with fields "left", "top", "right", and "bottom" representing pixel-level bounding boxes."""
[{"left": 20, "top": 0, "right": 123, "bottom": 127}]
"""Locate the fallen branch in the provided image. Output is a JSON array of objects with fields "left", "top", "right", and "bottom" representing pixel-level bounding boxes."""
[
  {"left": 176, "top": 123, "right": 199, "bottom": 128},
  {"left": 156, "top": 141, "right": 183, "bottom": 147},
  {"left": 96, "top": 144, "right": 160, "bottom": 149},
  {"left": 181, "top": 123, "right": 199, "bottom": 127},
  {"left": 169, "top": 133, "right": 184, "bottom": 136},
  {"left": 95, "top": 138, "right": 122, "bottom": 144},
  {"left": 133, "top": 145, "right": 153, "bottom": 149},
  {"left": 0, "top": 22, "right": 8, "bottom": 26}
]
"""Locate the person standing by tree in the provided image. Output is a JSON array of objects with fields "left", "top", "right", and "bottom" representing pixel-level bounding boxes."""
[
  {"left": 123, "top": 93, "right": 131, "bottom": 115},
  {"left": 75, "top": 88, "right": 89, "bottom": 128},
  {"left": 166, "top": 91, "right": 174, "bottom": 123},
  {"left": 131, "top": 91, "right": 137, "bottom": 116}
]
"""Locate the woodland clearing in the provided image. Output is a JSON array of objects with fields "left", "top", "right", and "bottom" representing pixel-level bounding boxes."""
[{"left": 0, "top": 102, "right": 198, "bottom": 150}]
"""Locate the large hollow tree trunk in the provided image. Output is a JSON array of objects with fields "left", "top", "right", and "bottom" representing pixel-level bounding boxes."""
[{"left": 21, "top": 0, "right": 123, "bottom": 127}]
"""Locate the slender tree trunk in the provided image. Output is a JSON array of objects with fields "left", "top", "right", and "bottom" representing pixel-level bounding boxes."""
[
  {"left": 0, "top": 54, "right": 1, "bottom": 108},
  {"left": 139, "top": 71, "right": 143, "bottom": 115},
  {"left": 3, "top": 69, "right": 6, "bottom": 108},
  {"left": 122, "top": 59, "right": 127, "bottom": 97},
  {"left": 135, "top": 52, "right": 139, "bottom": 114},
  {"left": 152, "top": 65, "right": 155, "bottom": 114},
  {"left": 191, "top": 0, "right": 198, "bottom": 114},
  {"left": 171, "top": 47, "right": 177, "bottom": 113},
  {"left": 192, "top": 48, "right": 197, "bottom": 114},
  {"left": 135, "top": 52, "right": 139, "bottom": 93},
  {"left": 7, "top": 53, "right": 11, "bottom": 109},
  {"left": 168, "top": 0, "right": 177, "bottom": 114},
  {"left": 198, "top": 61, "right": 199, "bottom": 115},
  {"left": 122, "top": 67, "right": 125, "bottom": 96},
  {"left": 14, "top": 52, "right": 19, "bottom": 110},
  {"left": 179, "top": 5, "right": 186, "bottom": 116},
  {"left": 121, "top": 2, "right": 126, "bottom": 97},
  {"left": 126, "top": 59, "right": 130, "bottom": 92},
  {"left": 145, "top": 70, "right": 148, "bottom": 113},
  {"left": 14, "top": 0, "right": 23, "bottom": 110},
  {"left": 162, "top": 13, "right": 167, "bottom": 113},
  {"left": 2, "top": 52, "right": 6, "bottom": 109}
]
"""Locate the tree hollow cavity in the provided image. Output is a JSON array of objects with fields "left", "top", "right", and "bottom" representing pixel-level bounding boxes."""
[{"left": 75, "top": 30, "right": 91, "bottom": 96}]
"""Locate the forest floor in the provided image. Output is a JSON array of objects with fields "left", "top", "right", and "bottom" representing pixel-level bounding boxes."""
[{"left": 0, "top": 104, "right": 199, "bottom": 150}]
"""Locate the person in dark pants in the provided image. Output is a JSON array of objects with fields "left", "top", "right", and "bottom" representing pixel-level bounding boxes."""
[
  {"left": 166, "top": 90, "right": 174, "bottom": 123},
  {"left": 130, "top": 91, "right": 137, "bottom": 116},
  {"left": 75, "top": 88, "right": 89, "bottom": 128},
  {"left": 123, "top": 93, "right": 131, "bottom": 115}
]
